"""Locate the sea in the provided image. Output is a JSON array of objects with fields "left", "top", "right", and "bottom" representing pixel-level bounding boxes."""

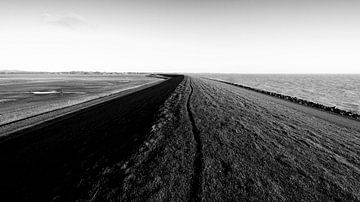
[{"left": 202, "top": 74, "right": 360, "bottom": 114}]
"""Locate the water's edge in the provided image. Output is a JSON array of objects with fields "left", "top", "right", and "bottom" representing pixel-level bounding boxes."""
[{"left": 205, "top": 77, "right": 360, "bottom": 121}]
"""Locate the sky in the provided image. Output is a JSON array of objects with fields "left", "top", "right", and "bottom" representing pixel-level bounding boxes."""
[{"left": 1, "top": 0, "right": 360, "bottom": 73}]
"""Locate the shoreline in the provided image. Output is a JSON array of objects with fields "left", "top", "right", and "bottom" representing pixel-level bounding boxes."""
[{"left": 206, "top": 77, "right": 360, "bottom": 121}]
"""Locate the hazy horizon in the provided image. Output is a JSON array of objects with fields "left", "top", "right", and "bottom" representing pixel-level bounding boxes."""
[
  {"left": 1, "top": 0, "right": 360, "bottom": 73},
  {"left": 2, "top": 69, "right": 360, "bottom": 75}
]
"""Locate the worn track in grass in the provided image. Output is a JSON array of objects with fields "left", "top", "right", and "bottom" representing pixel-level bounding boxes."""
[{"left": 187, "top": 81, "right": 204, "bottom": 201}]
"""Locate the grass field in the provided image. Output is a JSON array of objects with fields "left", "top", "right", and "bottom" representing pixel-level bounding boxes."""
[
  {"left": 0, "top": 73, "right": 161, "bottom": 125},
  {"left": 119, "top": 76, "right": 360, "bottom": 201},
  {"left": 1, "top": 75, "right": 359, "bottom": 201}
]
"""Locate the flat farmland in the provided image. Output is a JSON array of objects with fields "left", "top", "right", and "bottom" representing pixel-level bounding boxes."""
[{"left": 0, "top": 73, "right": 161, "bottom": 125}]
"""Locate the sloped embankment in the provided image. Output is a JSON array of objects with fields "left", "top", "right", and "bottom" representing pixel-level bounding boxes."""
[
  {"left": 118, "top": 77, "right": 197, "bottom": 201},
  {"left": 0, "top": 75, "right": 183, "bottom": 201},
  {"left": 188, "top": 77, "right": 360, "bottom": 201},
  {"left": 100, "top": 76, "right": 360, "bottom": 201}
]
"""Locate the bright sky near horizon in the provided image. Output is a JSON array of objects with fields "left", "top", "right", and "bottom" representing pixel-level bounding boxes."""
[{"left": 1, "top": 0, "right": 360, "bottom": 73}]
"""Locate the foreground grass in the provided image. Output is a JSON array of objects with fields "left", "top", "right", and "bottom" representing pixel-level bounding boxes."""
[
  {"left": 189, "top": 77, "right": 360, "bottom": 201},
  {"left": 1, "top": 76, "right": 359, "bottom": 201},
  {"left": 120, "top": 76, "right": 360, "bottom": 201}
]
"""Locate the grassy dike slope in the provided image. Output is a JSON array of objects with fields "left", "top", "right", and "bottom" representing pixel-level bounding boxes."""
[
  {"left": 1, "top": 75, "right": 359, "bottom": 201},
  {"left": 0, "top": 75, "right": 183, "bottom": 201},
  {"left": 121, "top": 76, "right": 360, "bottom": 201},
  {"left": 189, "top": 77, "right": 360, "bottom": 201}
]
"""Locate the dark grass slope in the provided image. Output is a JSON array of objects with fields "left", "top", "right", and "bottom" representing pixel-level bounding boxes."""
[
  {"left": 0, "top": 75, "right": 183, "bottom": 201},
  {"left": 118, "top": 77, "right": 195, "bottom": 201}
]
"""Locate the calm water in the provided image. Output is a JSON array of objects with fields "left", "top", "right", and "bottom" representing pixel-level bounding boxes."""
[{"left": 203, "top": 74, "right": 360, "bottom": 114}]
